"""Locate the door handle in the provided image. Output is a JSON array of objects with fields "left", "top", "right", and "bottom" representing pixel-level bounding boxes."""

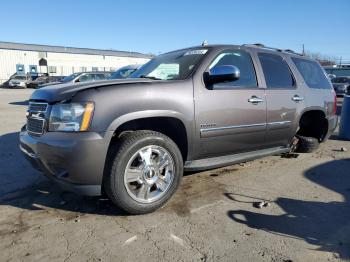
[
  {"left": 292, "top": 95, "right": 304, "bottom": 102},
  {"left": 248, "top": 96, "right": 264, "bottom": 104}
]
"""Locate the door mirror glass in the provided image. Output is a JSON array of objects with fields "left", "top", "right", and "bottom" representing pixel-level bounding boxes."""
[{"left": 204, "top": 65, "right": 240, "bottom": 85}]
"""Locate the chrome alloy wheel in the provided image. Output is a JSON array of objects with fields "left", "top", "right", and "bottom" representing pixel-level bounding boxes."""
[{"left": 124, "top": 145, "right": 175, "bottom": 203}]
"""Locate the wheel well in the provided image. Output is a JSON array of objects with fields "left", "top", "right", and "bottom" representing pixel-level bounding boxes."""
[
  {"left": 110, "top": 117, "right": 188, "bottom": 161},
  {"left": 297, "top": 110, "right": 328, "bottom": 142}
]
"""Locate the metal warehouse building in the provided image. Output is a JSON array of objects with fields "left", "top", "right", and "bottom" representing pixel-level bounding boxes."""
[{"left": 0, "top": 41, "right": 152, "bottom": 83}]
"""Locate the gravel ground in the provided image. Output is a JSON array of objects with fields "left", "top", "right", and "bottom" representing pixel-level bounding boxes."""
[{"left": 0, "top": 88, "right": 349, "bottom": 262}]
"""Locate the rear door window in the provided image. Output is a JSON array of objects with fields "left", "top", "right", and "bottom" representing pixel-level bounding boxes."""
[
  {"left": 258, "top": 53, "right": 294, "bottom": 88},
  {"left": 292, "top": 57, "right": 332, "bottom": 89}
]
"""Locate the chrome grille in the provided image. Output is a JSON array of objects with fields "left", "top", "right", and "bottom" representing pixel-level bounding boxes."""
[
  {"left": 28, "top": 102, "right": 48, "bottom": 112},
  {"left": 27, "top": 102, "right": 48, "bottom": 135},
  {"left": 27, "top": 118, "right": 45, "bottom": 134}
]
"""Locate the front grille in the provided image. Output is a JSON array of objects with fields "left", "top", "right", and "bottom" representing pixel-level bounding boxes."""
[
  {"left": 28, "top": 102, "right": 48, "bottom": 112},
  {"left": 27, "top": 118, "right": 45, "bottom": 135},
  {"left": 27, "top": 102, "right": 48, "bottom": 135}
]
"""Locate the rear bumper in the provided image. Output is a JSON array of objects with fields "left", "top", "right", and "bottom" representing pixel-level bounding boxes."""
[
  {"left": 336, "top": 91, "right": 346, "bottom": 97},
  {"left": 325, "top": 115, "right": 338, "bottom": 140},
  {"left": 19, "top": 127, "right": 112, "bottom": 196}
]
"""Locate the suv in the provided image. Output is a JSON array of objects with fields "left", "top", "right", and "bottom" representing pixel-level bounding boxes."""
[{"left": 20, "top": 44, "right": 338, "bottom": 214}]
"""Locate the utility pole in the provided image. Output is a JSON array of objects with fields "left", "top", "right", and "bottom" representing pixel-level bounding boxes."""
[{"left": 302, "top": 44, "right": 305, "bottom": 55}]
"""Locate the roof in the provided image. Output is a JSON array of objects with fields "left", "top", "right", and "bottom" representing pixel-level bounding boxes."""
[
  {"left": 166, "top": 44, "right": 304, "bottom": 58},
  {"left": 0, "top": 41, "right": 153, "bottom": 59}
]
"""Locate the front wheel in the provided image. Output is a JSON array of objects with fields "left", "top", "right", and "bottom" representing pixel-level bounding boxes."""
[{"left": 104, "top": 131, "right": 183, "bottom": 214}]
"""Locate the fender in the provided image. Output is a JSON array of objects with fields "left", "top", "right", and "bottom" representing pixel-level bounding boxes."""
[
  {"left": 103, "top": 110, "right": 195, "bottom": 159},
  {"left": 297, "top": 106, "right": 327, "bottom": 123}
]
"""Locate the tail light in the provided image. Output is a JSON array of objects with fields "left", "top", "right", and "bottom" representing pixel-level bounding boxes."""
[{"left": 333, "top": 90, "right": 337, "bottom": 115}]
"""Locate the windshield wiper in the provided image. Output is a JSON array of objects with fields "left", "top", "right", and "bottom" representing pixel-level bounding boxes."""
[{"left": 139, "top": 75, "right": 161, "bottom": 80}]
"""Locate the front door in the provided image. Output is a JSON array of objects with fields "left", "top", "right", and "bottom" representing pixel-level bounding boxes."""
[{"left": 194, "top": 49, "right": 267, "bottom": 159}]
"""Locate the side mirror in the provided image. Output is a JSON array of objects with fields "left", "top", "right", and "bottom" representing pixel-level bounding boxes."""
[
  {"left": 75, "top": 78, "right": 80, "bottom": 83},
  {"left": 204, "top": 65, "right": 240, "bottom": 85}
]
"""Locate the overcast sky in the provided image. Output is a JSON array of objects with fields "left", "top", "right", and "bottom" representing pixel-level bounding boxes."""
[{"left": 1, "top": 0, "right": 349, "bottom": 61}]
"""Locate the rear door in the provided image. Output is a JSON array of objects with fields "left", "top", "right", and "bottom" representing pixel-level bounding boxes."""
[
  {"left": 257, "top": 52, "right": 305, "bottom": 147},
  {"left": 194, "top": 49, "right": 267, "bottom": 159}
]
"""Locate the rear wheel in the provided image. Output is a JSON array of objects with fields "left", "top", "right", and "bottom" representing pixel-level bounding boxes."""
[
  {"left": 296, "top": 135, "right": 320, "bottom": 153},
  {"left": 104, "top": 131, "right": 183, "bottom": 214}
]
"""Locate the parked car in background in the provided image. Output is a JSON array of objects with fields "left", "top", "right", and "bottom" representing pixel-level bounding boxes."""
[
  {"left": 1, "top": 73, "right": 17, "bottom": 88},
  {"left": 331, "top": 76, "right": 350, "bottom": 96},
  {"left": 42, "top": 72, "right": 111, "bottom": 87},
  {"left": 109, "top": 64, "right": 141, "bottom": 79},
  {"left": 20, "top": 44, "right": 338, "bottom": 214},
  {"left": 325, "top": 65, "right": 350, "bottom": 78},
  {"left": 327, "top": 74, "right": 336, "bottom": 80},
  {"left": 8, "top": 75, "right": 31, "bottom": 88},
  {"left": 27, "top": 74, "right": 65, "bottom": 89}
]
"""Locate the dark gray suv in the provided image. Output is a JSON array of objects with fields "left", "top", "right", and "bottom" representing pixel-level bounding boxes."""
[{"left": 20, "top": 44, "right": 338, "bottom": 214}]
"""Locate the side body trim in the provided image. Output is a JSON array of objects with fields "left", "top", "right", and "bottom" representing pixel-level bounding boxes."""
[{"left": 200, "top": 121, "right": 292, "bottom": 138}]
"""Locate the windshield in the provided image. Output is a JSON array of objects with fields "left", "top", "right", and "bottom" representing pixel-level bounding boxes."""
[
  {"left": 130, "top": 48, "right": 209, "bottom": 80},
  {"left": 62, "top": 73, "right": 80, "bottom": 82},
  {"left": 331, "top": 77, "right": 350, "bottom": 83},
  {"left": 110, "top": 68, "right": 138, "bottom": 79},
  {"left": 13, "top": 76, "right": 26, "bottom": 80}
]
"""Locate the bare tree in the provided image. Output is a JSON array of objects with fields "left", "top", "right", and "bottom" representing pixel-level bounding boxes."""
[{"left": 304, "top": 50, "right": 337, "bottom": 66}]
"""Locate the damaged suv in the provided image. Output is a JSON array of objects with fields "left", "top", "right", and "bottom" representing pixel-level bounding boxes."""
[{"left": 20, "top": 44, "right": 338, "bottom": 214}]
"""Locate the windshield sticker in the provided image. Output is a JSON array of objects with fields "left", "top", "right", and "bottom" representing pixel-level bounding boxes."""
[{"left": 183, "top": 49, "right": 208, "bottom": 56}]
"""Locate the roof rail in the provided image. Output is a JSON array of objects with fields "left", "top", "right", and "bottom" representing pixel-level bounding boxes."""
[
  {"left": 242, "top": 43, "right": 303, "bottom": 56},
  {"left": 283, "top": 49, "right": 303, "bottom": 56}
]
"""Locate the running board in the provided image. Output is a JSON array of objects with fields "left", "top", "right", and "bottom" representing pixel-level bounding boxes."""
[{"left": 184, "top": 146, "right": 290, "bottom": 172}]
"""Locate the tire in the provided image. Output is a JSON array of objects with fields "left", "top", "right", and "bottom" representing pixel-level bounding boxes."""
[
  {"left": 296, "top": 135, "right": 320, "bottom": 153},
  {"left": 104, "top": 130, "right": 183, "bottom": 214}
]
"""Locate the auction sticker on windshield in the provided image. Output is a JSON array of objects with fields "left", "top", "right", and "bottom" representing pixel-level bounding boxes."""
[{"left": 183, "top": 49, "right": 208, "bottom": 56}]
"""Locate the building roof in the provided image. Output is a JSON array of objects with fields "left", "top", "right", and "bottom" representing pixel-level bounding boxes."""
[{"left": 0, "top": 41, "right": 153, "bottom": 59}]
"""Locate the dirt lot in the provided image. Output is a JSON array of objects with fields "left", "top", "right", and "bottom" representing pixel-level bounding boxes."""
[{"left": 0, "top": 88, "right": 349, "bottom": 262}]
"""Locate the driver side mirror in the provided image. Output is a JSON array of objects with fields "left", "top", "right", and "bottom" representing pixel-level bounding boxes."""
[{"left": 204, "top": 65, "right": 240, "bottom": 86}]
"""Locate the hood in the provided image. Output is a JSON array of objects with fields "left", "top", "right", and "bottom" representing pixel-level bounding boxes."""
[
  {"left": 30, "top": 78, "right": 154, "bottom": 102},
  {"left": 10, "top": 79, "right": 26, "bottom": 83}
]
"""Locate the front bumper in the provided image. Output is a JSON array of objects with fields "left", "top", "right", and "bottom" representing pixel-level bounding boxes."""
[
  {"left": 27, "top": 83, "right": 39, "bottom": 89},
  {"left": 19, "top": 127, "right": 112, "bottom": 196},
  {"left": 9, "top": 82, "right": 26, "bottom": 88}
]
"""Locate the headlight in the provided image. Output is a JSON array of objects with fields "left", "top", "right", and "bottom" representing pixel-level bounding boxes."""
[{"left": 49, "top": 102, "right": 94, "bottom": 132}]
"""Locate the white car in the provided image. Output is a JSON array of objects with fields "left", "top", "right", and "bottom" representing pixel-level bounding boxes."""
[{"left": 9, "top": 75, "right": 29, "bottom": 88}]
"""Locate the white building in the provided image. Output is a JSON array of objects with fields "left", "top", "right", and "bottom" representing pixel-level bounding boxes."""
[{"left": 0, "top": 41, "right": 152, "bottom": 83}]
